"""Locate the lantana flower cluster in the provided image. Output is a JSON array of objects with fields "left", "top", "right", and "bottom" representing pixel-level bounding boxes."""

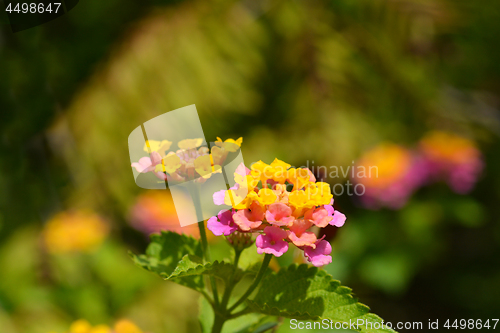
[
  {"left": 131, "top": 137, "right": 242, "bottom": 183},
  {"left": 207, "top": 159, "right": 346, "bottom": 267}
]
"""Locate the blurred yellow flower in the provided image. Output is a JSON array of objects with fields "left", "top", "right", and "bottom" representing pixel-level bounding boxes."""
[
  {"left": 114, "top": 319, "right": 144, "bottom": 333},
  {"left": 51, "top": 319, "right": 146, "bottom": 333},
  {"left": 69, "top": 320, "right": 94, "bottom": 333},
  {"left": 67, "top": 319, "right": 111, "bottom": 333},
  {"left": 43, "top": 211, "right": 109, "bottom": 254}
]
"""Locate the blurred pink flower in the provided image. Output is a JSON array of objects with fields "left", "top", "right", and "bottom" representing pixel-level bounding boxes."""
[
  {"left": 352, "top": 143, "right": 427, "bottom": 209},
  {"left": 419, "top": 131, "right": 483, "bottom": 194}
]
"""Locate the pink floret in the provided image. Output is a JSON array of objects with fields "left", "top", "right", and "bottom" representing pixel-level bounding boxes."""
[
  {"left": 207, "top": 210, "right": 238, "bottom": 236},
  {"left": 303, "top": 239, "right": 332, "bottom": 267},
  {"left": 256, "top": 226, "right": 289, "bottom": 257}
]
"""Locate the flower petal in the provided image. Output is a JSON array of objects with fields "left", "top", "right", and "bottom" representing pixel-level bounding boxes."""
[
  {"left": 304, "top": 239, "right": 332, "bottom": 267},
  {"left": 304, "top": 207, "right": 332, "bottom": 228},
  {"left": 233, "top": 209, "right": 262, "bottom": 231},
  {"left": 207, "top": 210, "right": 237, "bottom": 236},
  {"left": 256, "top": 226, "right": 289, "bottom": 257},
  {"left": 288, "top": 230, "right": 317, "bottom": 248},
  {"left": 265, "top": 203, "right": 294, "bottom": 226},
  {"left": 330, "top": 210, "right": 346, "bottom": 227}
]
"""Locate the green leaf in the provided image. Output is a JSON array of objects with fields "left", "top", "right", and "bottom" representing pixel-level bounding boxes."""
[
  {"left": 235, "top": 321, "right": 279, "bottom": 333},
  {"left": 130, "top": 231, "right": 204, "bottom": 291},
  {"left": 246, "top": 264, "right": 397, "bottom": 333},
  {"left": 238, "top": 244, "right": 264, "bottom": 271},
  {"left": 171, "top": 254, "right": 238, "bottom": 284},
  {"left": 131, "top": 231, "right": 240, "bottom": 292},
  {"left": 237, "top": 244, "right": 267, "bottom": 279}
]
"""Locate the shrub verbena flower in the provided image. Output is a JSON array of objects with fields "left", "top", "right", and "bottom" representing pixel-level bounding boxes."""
[{"left": 208, "top": 158, "right": 346, "bottom": 267}]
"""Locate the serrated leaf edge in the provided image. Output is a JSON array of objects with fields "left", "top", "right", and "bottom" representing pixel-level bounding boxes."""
[
  {"left": 246, "top": 264, "right": 397, "bottom": 333},
  {"left": 167, "top": 258, "right": 235, "bottom": 282}
]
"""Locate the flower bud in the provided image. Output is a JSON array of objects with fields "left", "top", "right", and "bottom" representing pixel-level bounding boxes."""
[{"left": 226, "top": 231, "right": 254, "bottom": 251}]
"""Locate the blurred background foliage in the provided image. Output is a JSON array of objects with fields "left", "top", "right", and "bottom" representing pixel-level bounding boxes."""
[{"left": 1, "top": 0, "right": 500, "bottom": 332}]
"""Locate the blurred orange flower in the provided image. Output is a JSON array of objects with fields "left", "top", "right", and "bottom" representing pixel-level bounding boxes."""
[{"left": 42, "top": 211, "right": 109, "bottom": 254}]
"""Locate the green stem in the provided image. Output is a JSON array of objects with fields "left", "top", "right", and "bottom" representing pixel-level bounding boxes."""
[
  {"left": 228, "top": 307, "right": 250, "bottom": 319},
  {"left": 186, "top": 185, "right": 272, "bottom": 333},
  {"left": 189, "top": 183, "right": 220, "bottom": 307},
  {"left": 200, "top": 221, "right": 220, "bottom": 307},
  {"left": 197, "top": 220, "right": 211, "bottom": 261},
  {"left": 211, "top": 314, "right": 226, "bottom": 333},
  {"left": 228, "top": 253, "right": 272, "bottom": 313},
  {"left": 210, "top": 249, "right": 242, "bottom": 333},
  {"left": 220, "top": 249, "right": 242, "bottom": 308}
]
